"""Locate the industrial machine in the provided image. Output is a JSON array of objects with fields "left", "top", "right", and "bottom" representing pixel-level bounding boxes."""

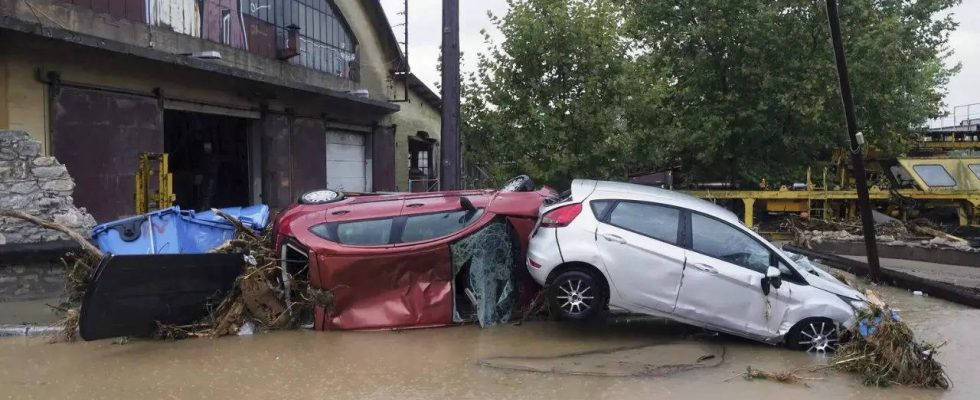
[{"left": 135, "top": 152, "right": 175, "bottom": 214}]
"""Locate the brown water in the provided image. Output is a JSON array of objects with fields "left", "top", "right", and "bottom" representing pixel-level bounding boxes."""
[{"left": 1, "top": 284, "right": 977, "bottom": 400}]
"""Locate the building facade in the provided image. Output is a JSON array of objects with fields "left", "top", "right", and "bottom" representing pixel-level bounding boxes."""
[{"left": 0, "top": 0, "right": 440, "bottom": 222}]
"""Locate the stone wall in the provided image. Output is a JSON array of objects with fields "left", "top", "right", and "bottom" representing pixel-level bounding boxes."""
[
  {"left": 0, "top": 130, "right": 96, "bottom": 245},
  {"left": 0, "top": 261, "right": 64, "bottom": 301},
  {"left": 1, "top": 130, "right": 94, "bottom": 301}
]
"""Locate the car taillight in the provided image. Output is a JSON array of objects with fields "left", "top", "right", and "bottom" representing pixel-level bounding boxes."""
[
  {"left": 527, "top": 258, "right": 542, "bottom": 269},
  {"left": 539, "top": 203, "right": 582, "bottom": 228}
]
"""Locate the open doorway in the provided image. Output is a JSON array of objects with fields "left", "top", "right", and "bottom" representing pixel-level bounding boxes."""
[
  {"left": 408, "top": 131, "right": 438, "bottom": 192},
  {"left": 164, "top": 110, "right": 250, "bottom": 210}
]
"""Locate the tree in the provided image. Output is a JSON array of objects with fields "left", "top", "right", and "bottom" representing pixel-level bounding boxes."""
[
  {"left": 464, "top": 0, "right": 960, "bottom": 188},
  {"left": 462, "top": 0, "right": 634, "bottom": 188},
  {"left": 625, "top": 0, "right": 960, "bottom": 185}
]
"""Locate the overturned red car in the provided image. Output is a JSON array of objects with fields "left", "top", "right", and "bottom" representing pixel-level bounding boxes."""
[{"left": 274, "top": 176, "right": 556, "bottom": 330}]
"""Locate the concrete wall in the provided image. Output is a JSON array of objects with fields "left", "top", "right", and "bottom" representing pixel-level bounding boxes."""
[{"left": 0, "top": 58, "right": 47, "bottom": 148}]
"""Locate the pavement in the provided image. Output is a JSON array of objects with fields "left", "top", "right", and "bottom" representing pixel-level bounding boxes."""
[{"left": 840, "top": 256, "right": 980, "bottom": 289}]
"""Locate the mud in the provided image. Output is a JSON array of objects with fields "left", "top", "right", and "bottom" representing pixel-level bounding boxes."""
[
  {"left": 1, "top": 284, "right": 978, "bottom": 400},
  {"left": 479, "top": 342, "right": 725, "bottom": 377}
]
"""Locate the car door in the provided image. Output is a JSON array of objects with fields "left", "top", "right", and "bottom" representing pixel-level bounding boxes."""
[
  {"left": 674, "top": 212, "right": 789, "bottom": 339},
  {"left": 594, "top": 201, "right": 686, "bottom": 313}
]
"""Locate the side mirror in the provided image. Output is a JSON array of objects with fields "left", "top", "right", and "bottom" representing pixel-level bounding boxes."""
[{"left": 761, "top": 266, "right": 782, "bottom": 295}]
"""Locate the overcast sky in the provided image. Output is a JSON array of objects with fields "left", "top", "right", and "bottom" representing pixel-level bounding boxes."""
[{"left": 380, "top": 0, "right": 980, "bottom": 125}]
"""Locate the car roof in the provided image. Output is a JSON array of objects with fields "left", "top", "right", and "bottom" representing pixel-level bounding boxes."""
[{"left": 578, "top": 179, "right": 741, "bottom": 224}]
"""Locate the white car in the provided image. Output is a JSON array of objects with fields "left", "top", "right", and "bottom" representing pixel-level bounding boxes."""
[{"left": 527, "top": 180, "right": 867, "bottom": 352}]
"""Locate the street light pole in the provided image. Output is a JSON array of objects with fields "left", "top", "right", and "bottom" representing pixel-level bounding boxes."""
[
  {"left": 824, "top": 0, "right": 883, "bottom": 283},
  {"left": 440, "top": 0, "right": 462, "bottom": 190}
]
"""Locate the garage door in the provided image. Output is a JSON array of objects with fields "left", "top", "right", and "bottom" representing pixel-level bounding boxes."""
[
  {"left": 326, "top": 131, "right": 367, "bottom": 192},
  {"left": 52, "top": 87, "right": 163, "bottom": 221}
]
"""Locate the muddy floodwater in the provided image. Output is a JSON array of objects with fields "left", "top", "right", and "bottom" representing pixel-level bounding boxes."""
[{"left": 2, "top": 284, "right": 978, "bottom": 400}]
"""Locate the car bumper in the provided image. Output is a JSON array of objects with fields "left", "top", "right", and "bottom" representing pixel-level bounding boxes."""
[{"left": 526, "top": 227, "right": 563, "bottom": 285}]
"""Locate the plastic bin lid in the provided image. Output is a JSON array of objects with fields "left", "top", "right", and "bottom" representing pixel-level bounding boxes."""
[{"left": 91, "top": 206, "right": 182, "bottom": 237}]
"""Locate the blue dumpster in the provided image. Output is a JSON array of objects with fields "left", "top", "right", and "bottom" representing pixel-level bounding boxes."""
[{"left": 91, "top": 205, "right": 269, "bottom": 255}]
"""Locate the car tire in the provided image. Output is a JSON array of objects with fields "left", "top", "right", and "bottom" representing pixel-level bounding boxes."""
[
  {"left": 500, "top": 175, "right": 534, "bottom": 192},
  {"left": 548, "top": 269, "right": 608, "bottom": 321},
  {"left": 786, "top": 317, "right": 842, "bottom": 353},
  {"left": 298, "top": 189, "right": 345, "bottom": 205}
]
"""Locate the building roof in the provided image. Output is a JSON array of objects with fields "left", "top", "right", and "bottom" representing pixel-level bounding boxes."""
[{"left": 364, "top": 1, "right": 441, "bottom": 110}]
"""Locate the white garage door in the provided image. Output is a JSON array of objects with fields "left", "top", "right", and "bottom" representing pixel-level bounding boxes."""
[{"left": 326, "top": 131, "right": 368, "bottom": 192}]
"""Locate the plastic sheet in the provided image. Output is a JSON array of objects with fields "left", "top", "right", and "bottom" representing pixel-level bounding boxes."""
[{"left": 451, "top": 220, "right": 520, "bottom": 327}]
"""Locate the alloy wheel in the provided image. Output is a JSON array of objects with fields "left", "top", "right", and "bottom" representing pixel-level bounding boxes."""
[
  {"left": 798, "top": 321, "right": 840, "bottom": 354},
  {"left": 556, "top": 279, "right": 594, "bottom": 315}
]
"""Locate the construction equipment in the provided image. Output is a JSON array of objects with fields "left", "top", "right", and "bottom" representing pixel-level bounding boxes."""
[
  {"left": 684, "top": 155, "right": 980, "bottom": 229},
  {"left": 135, "top": 152, "right": 175, "bottom": 214}
]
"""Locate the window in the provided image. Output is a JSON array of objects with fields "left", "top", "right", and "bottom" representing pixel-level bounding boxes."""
[
  {"left": 607, "top": 202, "right": 680, "bottom": 245},
  {"left": 401, "top": 210, "right": 485, "bottom": 243},
  {"left": 310, "top": 218, "right": 393, "bottom": 245},
  {"left": 970, "top": 164, "right": 980, "bottom": 179},
  {"left": 244, "top": 0, "right": 358, "bottom": 79},
  {"left": 691, "top": 213, "right": 770, "bottom": 274},
  {"left": 913, "top": 165, "right": 956, "bottom": 187},
  {"left": 590, "top": 200, "right": 613, "bottom": 219}
]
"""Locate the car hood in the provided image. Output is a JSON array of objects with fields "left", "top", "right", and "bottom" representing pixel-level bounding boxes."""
[{"left": 803, "top": 267, "right": 866, "bottom": 301}]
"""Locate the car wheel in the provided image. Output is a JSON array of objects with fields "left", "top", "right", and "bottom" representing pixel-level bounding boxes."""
[
  {"left": 786, "top": 318, "right": 842, "bottom": 353},
  {"left": 548, "top": 270, "right": 608, "bottom": 321},
  {"left": 500, "top": 175, "right": 534, "bottom": 192},
  {"left": 299, "top": 189, "right": 345, "bottom": 205}
]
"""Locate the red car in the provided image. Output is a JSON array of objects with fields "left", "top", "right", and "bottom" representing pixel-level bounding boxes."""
[{"left": 274, "top": 176, "right": 556, "bottom": 330}]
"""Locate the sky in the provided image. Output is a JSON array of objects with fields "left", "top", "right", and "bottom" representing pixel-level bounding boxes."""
[{"left": 380, "top": 0, "right": 980, "bottom": 126}]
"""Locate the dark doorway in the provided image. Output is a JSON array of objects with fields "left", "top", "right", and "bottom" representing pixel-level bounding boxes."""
[
  {"left": 408, "top": 131, "right": 437, "bottom": 192},
  {"left": 164, "top": 110, "right": 250, "bottom": 210}
]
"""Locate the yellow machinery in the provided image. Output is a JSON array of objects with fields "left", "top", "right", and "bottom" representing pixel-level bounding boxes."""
[
  {"left": 135, "top": 152, "right": 175, "bottom": 214},
  {"left": 684, "top": 155, "right": 980, "bottom": 228}
]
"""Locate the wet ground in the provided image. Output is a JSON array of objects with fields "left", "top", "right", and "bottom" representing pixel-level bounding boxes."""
[
  {"left": 841, "top": 255, "right": 980, "bottom": 289},
  {"left": 1, "top": 284, "right": 978, "bottom": 399}
]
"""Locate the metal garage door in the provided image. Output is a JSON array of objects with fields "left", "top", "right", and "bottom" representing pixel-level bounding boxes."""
[
  {"left": 326, "top": 131, "right": 368, "bottom": 192},
  {"left": 52, "top": 87, "right": 163, "bottom": 222}
]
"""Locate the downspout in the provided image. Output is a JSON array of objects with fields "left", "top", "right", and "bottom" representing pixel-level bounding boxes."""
[{"left": 238, "top": 0, "right": 249, "bottom": 50}]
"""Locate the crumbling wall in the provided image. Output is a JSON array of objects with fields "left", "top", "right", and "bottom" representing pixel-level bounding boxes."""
[
  {"left": 0, "top": 130, "right": 95, "bottom": 245},
  {"left": 0, "top": 130, "right": 95, "bottom": 301}
]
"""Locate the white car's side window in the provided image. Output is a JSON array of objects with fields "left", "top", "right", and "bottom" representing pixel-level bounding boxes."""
[
  {"left": 607, "top": 202, "right": 680, "bottom": 245},
  {"left": 691, "top": 213, "right": 770, "bottom": 273}
]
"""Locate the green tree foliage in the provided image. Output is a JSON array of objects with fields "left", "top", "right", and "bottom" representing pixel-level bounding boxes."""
[
  {"left": 463, "top": 0, "right": 632, "bottom": 188},
  {"left": 464, "top": 0, "right": 959, "bottom": 188},
  {"left": 625, "top": 0, "right": 960, "bottom": 184}
]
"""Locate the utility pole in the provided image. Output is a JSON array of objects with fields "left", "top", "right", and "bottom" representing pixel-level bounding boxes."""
[
  {"left": 440, "top": 0, "right": 461, "bottom": 190},
  {"left": 825, "top": 0, "right": 883, "bottom": 283}
]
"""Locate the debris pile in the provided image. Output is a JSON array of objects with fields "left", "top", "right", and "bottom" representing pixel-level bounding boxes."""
[
  {"left": 151, "top": 209, "right": 319, "bottom": 339},
  {"left": 785, "top": 216, "right": 975, "bottom": 252},
  {"left": 738, "top": 366, "right": 813, "bottom": 386},
  {"left": 833, "top": 290, "right": 950, "bottom": 389}
]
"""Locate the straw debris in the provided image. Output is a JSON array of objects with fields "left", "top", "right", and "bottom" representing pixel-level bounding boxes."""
[
  {"left": 150, "top": 208, "right": 328, "bottom": 339},
  {"left": 740, "top": 366, "right": 814, "bottom": 386},
  {"left": 832, "top": 297, "right": 950, "bottom": 389}
]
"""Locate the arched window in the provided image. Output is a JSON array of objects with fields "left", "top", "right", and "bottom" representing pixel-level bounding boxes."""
[{"left": 246, "top": 0, "right": 359, "bottom": 80}]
